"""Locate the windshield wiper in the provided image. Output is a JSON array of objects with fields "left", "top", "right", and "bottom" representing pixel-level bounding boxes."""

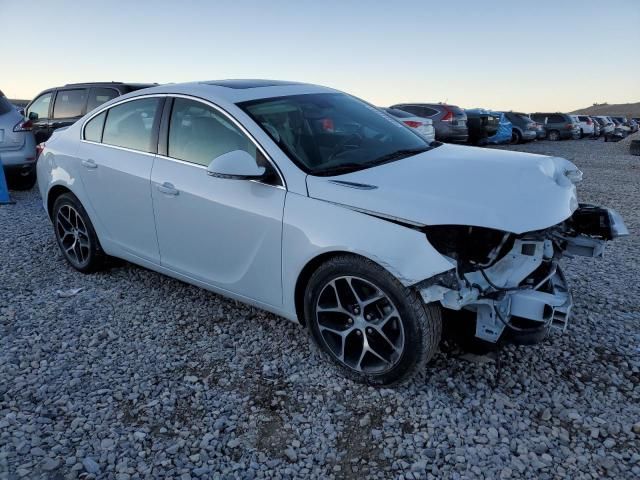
[
  {"left": 312, "top": 163, "right": 367, "bottom": 176},
  {"left": 370, "top": 146, "right": 431, "bottom": 165},
  {"left": 312, "top": 147, "right": 432, "bottom": 177}
]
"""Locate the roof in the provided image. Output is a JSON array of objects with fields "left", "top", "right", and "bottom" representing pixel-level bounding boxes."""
[{"left": 127, "top": 80, "right": 339, "bottom": 104}]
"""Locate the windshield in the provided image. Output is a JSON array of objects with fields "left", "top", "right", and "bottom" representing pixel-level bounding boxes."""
[{"left": 238, "top": 93, "right": 432, "bottom": 176}]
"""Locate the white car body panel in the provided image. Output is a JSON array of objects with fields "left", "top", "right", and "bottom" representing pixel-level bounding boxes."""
[
  {"left": 76, "top": 141, "right": 160, "bottom": 263},
  {"left": 36, "top": 80, "right": 624, "bottom": 344},
  {"left": 306, "top": 144, "right": 579, "bottom": 234}
]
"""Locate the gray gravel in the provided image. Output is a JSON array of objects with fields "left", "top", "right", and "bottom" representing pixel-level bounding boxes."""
[{"left": 1, "top": 134, "right": 639, "bottom": 479}]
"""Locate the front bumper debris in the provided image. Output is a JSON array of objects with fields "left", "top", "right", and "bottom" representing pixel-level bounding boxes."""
[{"left": 420, "top": 205, "right": 628, "bottom": 344}]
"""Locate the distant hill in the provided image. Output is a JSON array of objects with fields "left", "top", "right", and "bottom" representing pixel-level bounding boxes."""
[{"left": 571, "top": 102, "right": 640, "bottom": 119}]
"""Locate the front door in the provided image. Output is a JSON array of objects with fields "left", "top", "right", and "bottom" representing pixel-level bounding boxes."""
[
  {"left": 77, "top": 97, "right": 163, "bottom": 263},
  {"left": 151, "top": 97, "right": 285, "bottom": 306}
]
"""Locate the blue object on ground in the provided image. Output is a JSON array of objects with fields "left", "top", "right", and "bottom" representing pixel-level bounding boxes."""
[
  {"left": 0, "top": 158, "right": 14, "bottom": 204},
  {"left": 486, "top": 111, "right": 513, "bottom": 144}
]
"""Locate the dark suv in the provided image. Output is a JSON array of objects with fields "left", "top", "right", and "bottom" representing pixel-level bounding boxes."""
[
  {"left": 391, "top": 103, "right": 468, "bottom": 143},
  {"left": 25, "top": 82, "right": 156, "bottom": 144},
  {"left": 529, "top": 113, "right": 579, "bottom": 141}
]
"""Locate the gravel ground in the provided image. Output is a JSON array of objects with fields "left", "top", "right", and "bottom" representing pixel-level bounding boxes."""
[{"left": 1, "top": 134, "right": 639, "bottom": 479}]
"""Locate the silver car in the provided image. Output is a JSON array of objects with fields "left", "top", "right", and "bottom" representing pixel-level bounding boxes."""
[
  {"left": 37, "top": 80, "right": 627, "bottom": 385},
  {"left": 0, "top": 90, "right": 37, "bottom": 189}
]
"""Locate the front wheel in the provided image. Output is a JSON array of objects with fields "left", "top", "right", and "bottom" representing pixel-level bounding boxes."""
[
  {"left": 304, "top": 255, "right": 442, "bottom": 385},
  {"left": 52, "top": 193, "right": 105, "bottom": 273}
]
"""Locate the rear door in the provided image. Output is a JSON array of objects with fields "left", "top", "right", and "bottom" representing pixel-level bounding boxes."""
[
  {"left": 51, "top": 88, "right": 89, "bottom": 133},
  {"left": 25, "top": 91, "right": 54, "bottom": 144},
  {"left": 76, "top": 96, "right": 164, "bottom": 263}
]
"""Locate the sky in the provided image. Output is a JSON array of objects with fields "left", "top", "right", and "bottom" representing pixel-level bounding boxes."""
[{"left": 2, "top": 0, "right": 638, "bottom": 112}]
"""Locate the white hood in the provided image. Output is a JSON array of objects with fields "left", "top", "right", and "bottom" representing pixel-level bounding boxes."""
[{"left": 306, "top": 144, "right": 580, "bottom": 234}]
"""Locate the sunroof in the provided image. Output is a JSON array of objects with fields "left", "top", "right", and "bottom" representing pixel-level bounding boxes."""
[{"left": 203, "top": 79, "right": 300, "bottom": 89}]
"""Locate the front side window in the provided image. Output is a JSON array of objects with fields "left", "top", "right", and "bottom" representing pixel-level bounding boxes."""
[
  {"left": 239, "top": 93, "right": 431, "bottom": 176},
  {"left": 53, "top": 89, "right": 88, "bottom": 119},
  {"left": 102, "top": 98, "right": 161, "bottom": 152},
  {"left": 27, "top": 92, "right": 53, "bottom": 120},
  {"left": 84, "top": 111, "right": 107, "bottom": 142},
  {"left": 87, "top": 88, "right": 119, "bottom": 112},
  {"left": 168, "top": 98, "right": 258, "bottom": 167}
]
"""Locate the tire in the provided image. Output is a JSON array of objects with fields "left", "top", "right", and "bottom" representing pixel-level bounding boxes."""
[
  {"left": 547, "top": 130, "right": 560, "bottom": 141},
  {"left": 510, "top": 130, "right": 522, "bottom": 145},
  {"left": 304, "top": 255, "right": 442, "bottom": 386},
  {"left": 52, "top": 193, "right": 105, "bottom": 273},
  {"left": 579, "top": 129, "right": 584, "bottom": 139},
  {"left": 8, "top": 171, "right": 36, "bottom": 191}
]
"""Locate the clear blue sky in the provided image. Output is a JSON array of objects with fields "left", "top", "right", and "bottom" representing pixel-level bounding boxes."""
[{"left": 3, "top": 0, "right": 638, "bottom": 111}]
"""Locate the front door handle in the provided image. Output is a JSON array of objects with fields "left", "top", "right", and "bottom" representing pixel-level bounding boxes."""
[
  {"left": 81, "top": 159, "right": 97, "bottom": 169},
  {"left": 157, "top": 182, "right": 179, "bottom": 196}
]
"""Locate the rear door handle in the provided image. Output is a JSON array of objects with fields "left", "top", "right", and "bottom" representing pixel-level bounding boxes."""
[
  {"left": 157, "top": 182, "right": 179, "bottom": 196},
  {"left": 81, "top": 159, "right": 97, "bottom": 169}
]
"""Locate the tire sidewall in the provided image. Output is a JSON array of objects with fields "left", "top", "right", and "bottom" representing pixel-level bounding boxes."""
[
  {"left": 52, "top": 193, "right": 102, "bottom": 273},
  {"left": 304, "top": 256, "right": 434, "bottom": 385}
]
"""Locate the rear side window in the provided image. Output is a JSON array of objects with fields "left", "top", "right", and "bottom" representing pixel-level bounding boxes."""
[
  {"left": 87, "top": 88, "right": 119, "bottom": 112},
  {"left": 53, "top": 89, "right": 88, "bottom": 119},
  {"left": 27, "top": 92, "right": 53, "bottom": 120},
  {"left": 396, "top": 105, "right": 422, "bottom": 116},
  {"left": 102, "top": 98, "right": 161, "bottom": 152},
  {"left": 548, "top": 114, "right": 566, "bottom": 123},
  {"left": 421, "top": 107, "right": 439, "bottom": 117},
  {"left": 84, "top": 111, "right": 107, "bottom": 142},
  {"left": 168, "top": 98, "right": 257, "bottom": 167},
  {"left": 530, "top": 114, "right": 545, "bottom": 122}
]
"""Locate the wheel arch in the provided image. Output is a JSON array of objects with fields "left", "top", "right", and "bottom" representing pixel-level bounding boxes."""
[
  {"left": 294, "top": 250, "right": 371, "bottom": 327},
  {"left": 47, "top": 184, "right": 73, "bottom": 220}
]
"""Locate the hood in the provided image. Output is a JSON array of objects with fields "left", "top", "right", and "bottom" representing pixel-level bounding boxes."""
[{"left": 306, "top": 144, "right": 580, "bottom": 234}]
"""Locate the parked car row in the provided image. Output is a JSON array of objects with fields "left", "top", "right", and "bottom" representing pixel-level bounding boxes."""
[{"left": 389, "top": 102, "right": 639, "bottom": 146}]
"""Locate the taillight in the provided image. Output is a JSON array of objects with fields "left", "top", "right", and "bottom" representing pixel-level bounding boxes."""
[
  {"left": 13, "top": 119, "right": 33, "bottom": 132},
  {"left": 586, "top": 119, "right": 592, "bottom": 125},
  {"left": 36, "top": 143, "right": 45, "bottom": 160},
  {"left": 441, "top": 110, "right": 454, "bottom": 122},
  {"left": 403, "top": 120, "right": 423, "bottom": 128},
  {"left": 566, "top": 123, "right": 574, "bottom": 130}
]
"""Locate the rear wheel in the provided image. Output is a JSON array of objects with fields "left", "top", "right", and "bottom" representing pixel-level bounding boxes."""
[
  {"left": 52, "top": 193, "right": 105, "bottom": 273},
  {"left": 547, "top": 130, "right": 560, "bottom": 141},
  {"left": 304, "top": 255, "right": 441, "bottom": 385},
  {"left": 510, "top": 130, "right": 522, "bottom": 145},
  {"left": 579, "top": 128, "right": 584, "bottom": 139}
]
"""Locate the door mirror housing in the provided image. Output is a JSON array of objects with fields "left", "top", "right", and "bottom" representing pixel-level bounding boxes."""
[
  {"left": 206, "top": 150, "right": 266, "bottom": 180},
  {"left": 28, "top": 111, "right": 38, "bottom": 121}
]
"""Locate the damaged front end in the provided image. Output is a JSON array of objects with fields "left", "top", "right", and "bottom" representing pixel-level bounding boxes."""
[{"left": 419, "top": 205, "right": 628, "bottom": 345}]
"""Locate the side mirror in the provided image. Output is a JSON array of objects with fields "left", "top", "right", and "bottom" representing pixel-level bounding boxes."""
[
  {"left": 28, "top": 111, "right": 38, "bottom": 121},
  {"left": 206, "top": 150, "right": 266, "bottom": 180}
]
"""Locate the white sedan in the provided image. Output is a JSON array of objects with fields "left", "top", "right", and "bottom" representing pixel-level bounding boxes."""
[{"left": 37, "top": 80, "right": 627, "bottom": 385}]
